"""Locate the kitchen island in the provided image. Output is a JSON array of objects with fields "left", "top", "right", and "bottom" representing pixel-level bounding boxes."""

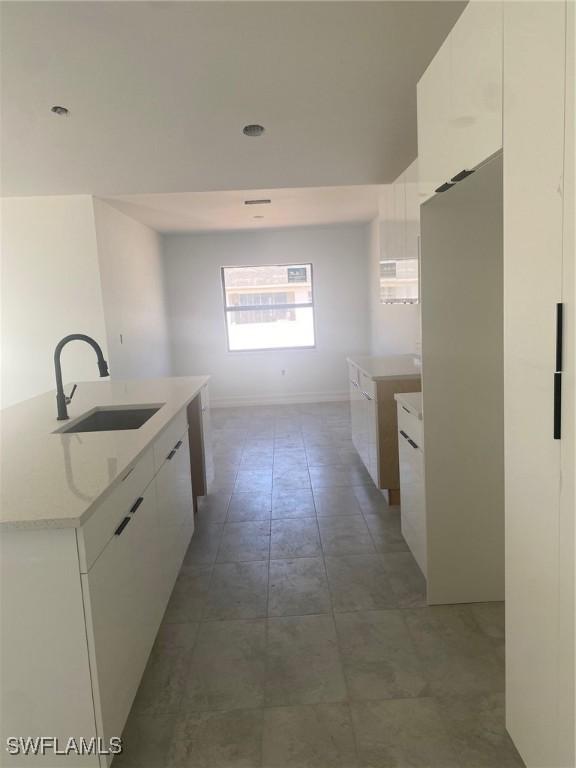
[
  {"left": 347, "top": 355, "right": 421, "bottom": 504},
  {"left": 1, "top": 376, "right": 210, "bottom": 766}
]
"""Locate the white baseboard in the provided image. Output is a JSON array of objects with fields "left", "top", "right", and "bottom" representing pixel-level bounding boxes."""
[{"left": 211, "top": 391, "right": 350, "bottom": 408}]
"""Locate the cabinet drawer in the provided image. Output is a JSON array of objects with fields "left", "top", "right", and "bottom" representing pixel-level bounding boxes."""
[
  {"left": 78, "top": 448, "right": 154, "bottom": 572},
  {"left": 397, "top": 406, "right": 424, "bottom": 450},
  {"left": 153, "top": 409, "right": 188, "bottom": 472},
  {"left": 398, "top": 432, "right": 426, "bottom": 577},
  {"left": 359, "top": 371, "right": 377, "bottom": 402}
]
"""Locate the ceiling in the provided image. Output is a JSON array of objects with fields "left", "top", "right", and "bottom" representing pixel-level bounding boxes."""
[
  {"left": 104, "top": 184, "right": 381, "bottom": 232},
  {"left": 0, "top": 1, "right": 465, "bottom": 198}
]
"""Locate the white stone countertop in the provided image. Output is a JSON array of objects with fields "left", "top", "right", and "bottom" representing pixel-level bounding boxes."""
[
  {"left": 347, "top": 354, "right": 422, "bottom": 381},
  {"left": 394, "top": 391, "right": 423, "bottom": 420},
  {"left": 0, "top": 376, "right": 209, "bottom": 530}
]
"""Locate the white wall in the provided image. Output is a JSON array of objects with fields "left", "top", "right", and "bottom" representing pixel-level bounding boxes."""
[
  {"left": 162, "top": 224, "right": 371, "bottom": 405},
  {"left": 93, "top": 199, "right": 171, "bottom": 380},
  {"left": 1, "top": 196, "right": 109, "bottom": 408}
]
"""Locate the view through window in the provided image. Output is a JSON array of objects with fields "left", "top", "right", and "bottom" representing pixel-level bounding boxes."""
[{"left": 221, "top": 264, "right": 315, "bottom": 351}]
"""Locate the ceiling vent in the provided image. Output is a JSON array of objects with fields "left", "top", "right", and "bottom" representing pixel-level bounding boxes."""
[{"left": 244, "top": 199, "right": 271, "bottom": 206}]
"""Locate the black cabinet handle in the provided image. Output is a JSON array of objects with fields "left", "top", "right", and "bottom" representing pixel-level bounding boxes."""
[
  {"left": 114, "top": 516, "right": 131, "bottom": 536},
  {"left": 121, "top": 466, "right": 134, "bottom": 482},
  {"left": 130, "top": 496, "right": 144, "bottom": 515},
  {"left": 400, "top": 430, "right": 419, "bottom": 450},
  {"left": 167, "top": 449, "right": 176, "bottom": 460},
  {"left": 554, "top": 303, "right": 564, "bottom": 440},
  {"left": 435, "top": 182, "right": 454, "bottom": 194},
  {"left": 450, "top": 169, "right": 475, "bottom": 183},
  {"left": 174, "top": 440, "right": 183, "bottom": 450},
  {"left": 556, "top": 303, "right": 564, "bottom": 373},
  {"left": 554, "top": 372, "right": 562, "bottom": 440},
  {"left": 402, "top": 406, "right": 411, "bottom": 414}
]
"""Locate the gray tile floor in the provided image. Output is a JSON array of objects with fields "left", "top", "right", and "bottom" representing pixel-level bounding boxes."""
[{"left": 115, "top": 402, "right": 524, "bottom": 768}]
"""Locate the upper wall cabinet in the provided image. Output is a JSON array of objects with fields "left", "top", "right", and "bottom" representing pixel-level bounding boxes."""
[
  {"left": 417, "top": 0, "right": 503, "bottom": 202},
  {"left": 379, "top": 158, "right": 420, "bottom": 304},
  {"left": 417, "top": 39, "right": 452, "bottom": 202}
]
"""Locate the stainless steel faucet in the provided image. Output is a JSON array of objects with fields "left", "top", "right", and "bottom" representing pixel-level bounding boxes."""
[{"left": 54, "top": 334, "right": 109, "bottom": 420}]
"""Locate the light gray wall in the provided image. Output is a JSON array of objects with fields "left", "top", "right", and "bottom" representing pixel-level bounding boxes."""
[
  {"left": 1, "top": 195, "right": 109, "bottom": 408},
  {"left": 162, "top": 224, "right": 371, "bottom": 405},
  {"left": 94, "top": 199, "right": 171, "bottom": 380}
]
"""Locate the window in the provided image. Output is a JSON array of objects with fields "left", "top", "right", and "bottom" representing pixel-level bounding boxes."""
[
  {"left": 221, "top": 264, "right": 315, "bottom": 351},
  {"left": 379, "top": 257, "right": 419, "bottom": 304}
]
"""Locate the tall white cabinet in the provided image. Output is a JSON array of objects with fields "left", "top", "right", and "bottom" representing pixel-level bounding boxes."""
[{"left": 503, "top": 2, "right": 575, "bottom": 766}]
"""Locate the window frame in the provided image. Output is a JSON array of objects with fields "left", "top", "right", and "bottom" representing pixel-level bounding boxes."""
[{"left": 220, "top": 262, "right": 317, "bottom": 353}]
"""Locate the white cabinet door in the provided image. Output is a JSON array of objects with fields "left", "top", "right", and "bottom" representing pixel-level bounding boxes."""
[
  {"left": 404, "top": 158, "right": 420, "bottom": 263},
  {"left": 449, "top": 0, "right": 502, "bottom": 177},
  {"left": 349, "top": 364, "right": 363, "bottom": 458},
  {"left": 81, "top": 485, "right": 161, "bottom": 750},
  {"left": 391, "top": 175, "right": 407, "bottom": 262},
  {"left": 398, "top": 427, "right": 426, "bottom": 577},
  {"left": 417, "top": 36, "right": 451, "bottom": 202},
  {"left": 365, "top": 394, "right": 379, "bottom": 487},
  {"left": 503, "top": 3, "right": 573, "bottom": 766},
  {"left": 155, "top": 431, "right": 194, "bottom": 603},
  {"left": 417, "top": 0, "right": 502, "bottom": 201}
]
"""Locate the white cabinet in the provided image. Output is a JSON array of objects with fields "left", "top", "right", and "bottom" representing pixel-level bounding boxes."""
[
  {"left": 365, "top": 393, "right": 379, "bottom": 487},
  {"left": 0, "top": 392, "right": 207, "bottom": 767},
  {"left": 348, "top": 357, "right": 421, "bottom": 501},
  {"left": 81, "top": 486, "right": 161, "bottom": 752},
  {"left": 349, "top": 362, "right": 364, "bottom": 462},
  {"left": 396, "top": 402, "right": 426, "bottom": 577},
  {"left": 503, "top": 2, "right": 574, "bottom": 766},
  {"left": 404, "top": 158, "right": 420, "bottom": 264},
  {"left": 379, "top": 158, "right": 421, "bottom": 305},
  {"left": 417, "top": 0, "right": 502, "bottom": 201},
  {"left": 155, "top": 430, "right": 194, "bottom": 602},
  {"left": 417, "top": 38, "right": 451, "bottom": 201},
  {"left": 449, "top": 0, "right": 502, "bottom": 177},
  {"left": 82, "top": 425, "right": 194, "bottom": 765}
]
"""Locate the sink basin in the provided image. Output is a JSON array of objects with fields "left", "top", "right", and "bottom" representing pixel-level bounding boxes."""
[{"left": 57, "top": 405, "right": 163, "bottom": 434}]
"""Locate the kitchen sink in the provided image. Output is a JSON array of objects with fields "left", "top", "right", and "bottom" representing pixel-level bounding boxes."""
[{"left": 56, "top": 405, "right": 163, "bottom": 433}]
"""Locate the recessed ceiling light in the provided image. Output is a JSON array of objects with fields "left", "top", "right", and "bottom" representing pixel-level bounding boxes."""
[
  {"left": 243, "top": 124, "right": 265, "bottom": 137},
  {"left": 51, "top": 105, "right": 69, "bottom": 116},
  {"left": 244, "top": 199, "right": 271, "bottom": 206}
]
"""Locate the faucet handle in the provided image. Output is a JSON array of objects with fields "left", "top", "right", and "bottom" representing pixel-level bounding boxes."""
[{"left": 65, "top": 384, "right": 78, "bottom": 405}]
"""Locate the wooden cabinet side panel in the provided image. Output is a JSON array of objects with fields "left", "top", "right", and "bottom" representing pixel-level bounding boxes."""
[
  {"left": 375, "top": 377, "right": 421, "bottom": 490},
  {"left": 187, "top": 394, "right": 206, "bottom": 504}
]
